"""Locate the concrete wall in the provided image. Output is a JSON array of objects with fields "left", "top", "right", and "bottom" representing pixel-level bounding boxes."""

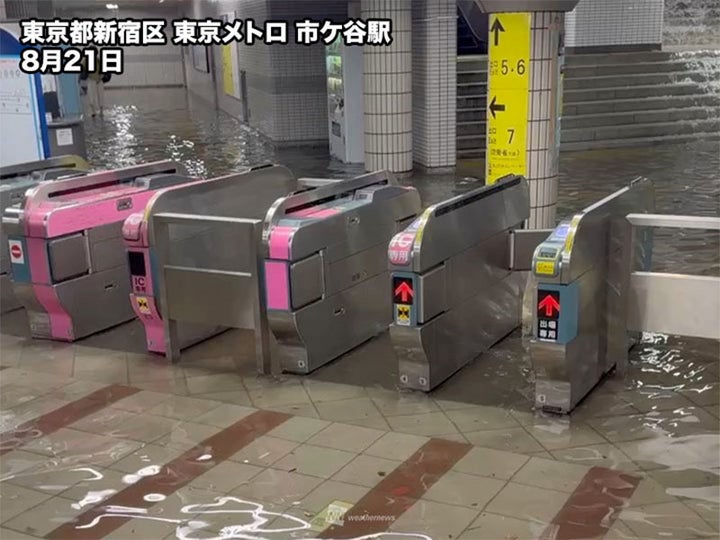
[
  {"left": 54, "top": 4, "right": 184, "bottom": 88},
  {"left": 185, "top": 0, "right": 346, "bottom": 144},
  {"left": 565, "top": 0, "right": 664, "bottom": 52}
]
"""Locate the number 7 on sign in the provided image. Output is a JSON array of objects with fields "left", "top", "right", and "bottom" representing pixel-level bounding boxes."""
[{"left": 507, "top": 129, "right": 515, "bottom": 144}]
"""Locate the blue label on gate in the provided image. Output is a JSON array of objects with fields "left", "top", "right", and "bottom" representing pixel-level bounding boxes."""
[{"left": 536, "top": 282, "right": 578, "bottom": 344}]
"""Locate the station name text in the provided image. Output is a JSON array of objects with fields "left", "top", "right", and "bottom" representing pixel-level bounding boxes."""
[{"left": 18, "top": 17, "right": 393, "bottom": 75}]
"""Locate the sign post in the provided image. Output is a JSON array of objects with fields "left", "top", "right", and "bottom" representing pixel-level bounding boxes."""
[
  {"left": 485, "top": 13, "right": 531, "bottom": 185},
  {"left": 478, "top": 0, "right": 579, "bottom": 229}
]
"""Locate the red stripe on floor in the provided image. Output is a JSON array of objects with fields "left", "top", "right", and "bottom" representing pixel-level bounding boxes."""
[
  {"left": 319, "top": 437, "right": 472, "bottom": 539},
  {"left": 45, "top": 409, "right": 290, "bottom": 540},
  {"left": 0, "top": 384, "right": 140, "bottom": 456},
  {"left": 540, "top": 466, "right": 641, "bottom": 540}
]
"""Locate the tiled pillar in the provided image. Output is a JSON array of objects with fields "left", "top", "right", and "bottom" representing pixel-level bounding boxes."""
[
  {"left": 411, "top": 0, "right": 456, "bottom": 170},
  {"left": 527, "top": 11, "right": 564, "bottom": 228},
  {"left": 362, "top": 0, "right": 412, "bottom": 173}
]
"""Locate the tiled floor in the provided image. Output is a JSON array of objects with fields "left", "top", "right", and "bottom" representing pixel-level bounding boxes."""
[{"left": 0, "top": 314, "right": 718, "bottom": 539}]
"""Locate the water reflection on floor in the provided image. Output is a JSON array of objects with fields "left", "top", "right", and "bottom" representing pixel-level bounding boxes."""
[
  {"left": 88, "top": 87, "right": 720, "bottom": 277},
  {"left": 0, "top": 88, "right": 717, "bottom": 540}
]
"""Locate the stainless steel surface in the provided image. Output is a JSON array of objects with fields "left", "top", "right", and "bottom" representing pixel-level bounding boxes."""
[
  {"left": 509, "top": 229, "right": 554, "bottom": 271},
  {"left": 389, "top": 175, "right": 531, "bottom": 391},
  {"left": 290, "top": 254, "right": 323, "bottom": 309},
  {"left": 626, "top": 213, "right": 720, "bottom": 231},
  {"left": 625, "top": 213, "right": 720, "bottom": 341},
  {"left": 88, "top": 223, "right": 127, "bottom": 273},
  {"left": 47, "top": 234, "right": 90, "bottom": 282},
  {"left": 138, "top": 165, "right": 301, "bottom": 356},
  {"left": 0, "top": 156, "right": 89, "bottom": 314},
  {"left": 265, "top": 171, "right": 422, "bottom": 374},
  {"left": 154, "top": 212, "right": 273, "bottom": 374},
  {"left": 628, "top": 272, "right": 720, "bottom": 340},
  {"left": 0, "top": 155, "right": 88, "bottom": 180},
  {"left": 526, "top": 177, "right": 656, "bottom": 414},
  {"left": 54, "top": 266, "right": 135, "bottom": 340}
]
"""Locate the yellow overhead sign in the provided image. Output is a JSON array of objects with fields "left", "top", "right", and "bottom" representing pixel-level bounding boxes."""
[{"left": 485, "top": 12, "right": 531, "bottom": 185}]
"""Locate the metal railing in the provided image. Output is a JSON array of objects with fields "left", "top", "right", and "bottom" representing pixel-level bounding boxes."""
[{"left": 625, "top": 213, "right": 720, "bottom": 341}]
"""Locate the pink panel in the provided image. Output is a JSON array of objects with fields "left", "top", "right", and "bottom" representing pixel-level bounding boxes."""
[
  {"left": 33, "top": 284, "right": 73, "bottom": 341},
  {"left": 287, "top": 207, "right": 318, "bottom": 218},
  {"left": 305, "top": 207, "right": 340, "bottom": 219},
  {"left": 264, "top": 260, "right": 290, "bottom": 310},
  {"left": 43, "top": 191, "right": 157, "bottom": 237},
  {"left": 144, "top": 321, "right": 166, "bottom": 354},
  {"left": 268, "top": 226, "right": 295, "bottom": 260},
  {"left": 130, "top": 293, "right": 166, "bottom": 354},
  {"left": 26, "top": 237, "right": 51, "bottom": 284},
  {"left": 122, "top": 213, "right": 144, "bottom": 242},
  {"left": 288, "top": 207, "right": 340, "bottom": 219}
]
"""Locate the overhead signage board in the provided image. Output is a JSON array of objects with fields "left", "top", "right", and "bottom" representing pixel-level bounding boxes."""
[
  {"left": 485, "top": 13, "right": 531, "bottom": 185},
  {"left": 0, "top": 26, "right": 50, "bottom": 166}
]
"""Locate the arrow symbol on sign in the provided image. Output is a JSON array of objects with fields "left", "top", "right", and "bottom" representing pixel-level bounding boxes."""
[
  {"left": 394, "top": 282, "right": 414, "bottom": 303},
  {"left": 538, "top": 294, "right": 560, "bottom": 317},
  {"left": 489, "top": 96, "right": 506, "bottom": 119},
  {"left": 490, "top": 18, "right": 505, "bottom": 46}
]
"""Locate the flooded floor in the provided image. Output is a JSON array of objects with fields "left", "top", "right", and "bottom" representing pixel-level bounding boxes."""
[{"left": 0, "top": 88, "right": 718, "bottom": 540}]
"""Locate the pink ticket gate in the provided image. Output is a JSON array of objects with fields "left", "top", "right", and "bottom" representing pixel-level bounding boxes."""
[
  {"left": 2, "top": 160, "right": 197, "bottom": 341},
  {"left": 123, "top": 163, "right": 318, "bottom": 357}
]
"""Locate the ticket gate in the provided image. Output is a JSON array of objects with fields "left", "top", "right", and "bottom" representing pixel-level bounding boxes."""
[
  {"left": 1, "top": 155, "right": 89, "bottom": 313},
  {"left": 387, "top": 175, "right": 550, "bottom": 391},
  {"left": 124, "top": 164, "right": 324, "bottom": 356},
  {"left": 527, "top": 177, "right": 720, "bottom": 414},
  {"left": 526, "top": 177, "right": 655, "bottom": 414},
  {"left": 264, "top": 171, "right": 422, "bottom": 374},
  {"left": 3, "top": 161, "right": 195, "bottom": 341}
]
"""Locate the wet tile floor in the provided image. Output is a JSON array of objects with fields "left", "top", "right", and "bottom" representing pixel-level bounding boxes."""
[{"left": 0, "top": 88, "right": 718, "bottom": 539}]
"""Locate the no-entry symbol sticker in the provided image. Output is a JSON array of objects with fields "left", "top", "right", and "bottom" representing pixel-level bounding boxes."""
[{"left": 8, "top": 240, "right": 24, "bottom": 264}]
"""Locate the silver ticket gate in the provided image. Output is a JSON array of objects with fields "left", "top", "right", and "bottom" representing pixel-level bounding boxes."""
[
  {"left": 387, "top": 175, "right": 547, "bottom": 391},
  {"left": 0, "top": 155, "right": 89, "bottom": 313},
  {"left": 528, "top": 177, "right": 720, "bottom": 414},
  {"left": 3, "top": 161, "right": 193, "bottom": 341},
  {"left": 128, "top": 164, "right": 336, "bottom": 359},
  {"left": 526, "top": 177, "right": 656, "bottom": 414},
  {"left": 264, "top": 171, "right": 422, "bottom": 374}
]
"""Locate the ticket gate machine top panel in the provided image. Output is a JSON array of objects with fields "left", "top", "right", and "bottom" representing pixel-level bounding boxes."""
[
  {"left": 527, "top": 177, "right": 655, "bottom": 414},
  {"left": 1, "top": 155, "right": 89, "bottom": 313},
  {"left": 264, "top": 171, "right": 422, "bottom": 374},
  {"left": 3, "top": 160, "right": 194, "bottom": 341},
  {"left": 387, "top": 175, "right": 531, "bottom": 391},
  {"left": 122, "top": 164, "right": 301, "bottom": 356},
  {"left": 0, "top": 155, "right": 89, "bottom": 182}
]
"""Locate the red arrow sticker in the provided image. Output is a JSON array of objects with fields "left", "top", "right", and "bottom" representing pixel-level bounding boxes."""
[
  {"left": 538, "top": 290, "right": 560, "bottom": 319},
  {"left": 393, "top": 277, "right": 414, "bottom": 305}
]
